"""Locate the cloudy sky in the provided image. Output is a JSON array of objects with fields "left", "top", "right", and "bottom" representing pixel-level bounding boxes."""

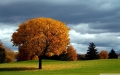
[{"left": 0, "top": 0, "right": 120, "bottom": 54}]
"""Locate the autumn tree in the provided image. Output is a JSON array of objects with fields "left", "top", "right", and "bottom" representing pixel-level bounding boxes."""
[
  {"left": 68, "top": 45, "right": 77, "bottom": 61},
  {"left": 86, "top": 42, "right": 99, "bottom": 60},
  {"left": 11, "top": 17, "right": 70, "bottom": 69},
  {"left": 60, "top": 45, "right": 77, "bottom": 61},
  {"left": 5, "top": 48, "right": 15, "bottom": 62},
  {"left": 32, "top": 55, "right": 38, "bottom": 60},
  {"left": 66, "top": 45, "right": 77, "bottom": 61},
  {"left": 109, "top": 49, "right": 118, "bottom": 59},
  {"left": 99, "top": 50, "right": 109, "bottom": 59},
  {"left": 0, "top": 40, "right": 6, "bottom": 63}
]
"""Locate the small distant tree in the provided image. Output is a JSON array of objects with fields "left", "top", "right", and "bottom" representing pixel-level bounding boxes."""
[
  {"left": 86, "top": 42, "right": 99, "bottom": 60},
  {"left": 32, "top": 55, "right": 38, "bottom": 60},
  {"left": 66, "top": 45, "right": 77, "bottom": 61},
  {"left": 60, "top": 45, "right": 77, "bottom": 61},
  {"left": 99, "top": 50, "right": 109, "bottom": 59},
  {"left": 0, "top": 40, "right": 6, "bottom": 63},
  {"left": 109, "top": 49, "right": 118, "bottom": 59},
  {"left": 5, "top": 48, "right": 15, "bottom": 62}
]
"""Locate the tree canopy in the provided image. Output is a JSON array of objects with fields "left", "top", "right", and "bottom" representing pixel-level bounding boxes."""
[
  {"left": 99, "top": 50, "right": 109, "bottom": 59},
  {"left": 66, "top": 45, "right": 77, "bottom": 61},
  {"left": 11, "top": 17, "right": 70, "bottom": 69}
]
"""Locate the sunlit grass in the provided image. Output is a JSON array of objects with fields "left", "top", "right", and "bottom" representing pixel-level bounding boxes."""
[
  {"left": 43, "top": 61, "right": 80, "bottom": 70},
  {"left": 0, "top": 60, "right": 38, "bottom": 68},
  {"left": 1, "top": 60, "right": 81, "bottom": 70},
  {"left": 0, "top": 59, "right": 120, "bottom": 75}
]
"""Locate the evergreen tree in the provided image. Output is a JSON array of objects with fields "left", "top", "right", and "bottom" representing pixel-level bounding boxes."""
[
  {"left": 86, "top": 42, "right": 99, "bottom": 60},
  {"left": 109, "top": 49, "right": 118, "bottom": 59}
]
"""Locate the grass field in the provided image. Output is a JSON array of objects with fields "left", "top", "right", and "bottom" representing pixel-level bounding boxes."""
[{"left": 0, "top": 59, "right": 120, "bottom": 75}]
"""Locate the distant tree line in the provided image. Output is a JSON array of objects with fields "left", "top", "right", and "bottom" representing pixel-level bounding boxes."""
[
  {"left": 16, "top": 42, "right": 118, "bottom": 61},
  {"left": 78, "top": 42, "right": 118, "bottom": 60},
  {"left": 0, "top": 39, "right": 119, "bottom": 64}
]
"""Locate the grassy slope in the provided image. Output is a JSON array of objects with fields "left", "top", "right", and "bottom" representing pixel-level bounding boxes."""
[{"left": 0, "top": 59, "right": 120, "bottom": 75}]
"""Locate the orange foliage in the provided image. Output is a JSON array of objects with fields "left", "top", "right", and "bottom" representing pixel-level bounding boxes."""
[
  {"left": 17, "top": 46, "right": 31, "bottom": 61},
  {"left": 99, "top": 50, "right": 109, "bottom": 59},
  {"left": 5, "top": 48, "right": 15, "bottom": 62},
  {"left": 67, "top": 45, "right": 77, "bottom": 61},
  {"left": 32, "top": 55, "right": 38, "bottom": 60},
  {"left": 11, "top": 17, "right": 70, "bottom": 60}
]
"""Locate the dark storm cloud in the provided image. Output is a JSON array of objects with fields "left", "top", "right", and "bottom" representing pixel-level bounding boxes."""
[
  {"left": 0, "top": 1, "right": 55, "bottom": 23},
  {"left": 0, "top": 0, "right": 79, "bottom": 23},
  {"left": 89, "top": 22, "right": 120, "bottom": 33},
  {"left": 1, "top": 0, "right": 120, "bottom": 53},
  {"left": 1, "top": 0, "right": 119, "bottom": 25}
]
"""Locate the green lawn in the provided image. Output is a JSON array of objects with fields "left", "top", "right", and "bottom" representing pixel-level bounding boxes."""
[{"left": 0, "top": 59, "right": 120, "bottom": 75}]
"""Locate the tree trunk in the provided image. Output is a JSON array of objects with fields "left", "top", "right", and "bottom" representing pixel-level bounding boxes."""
[
  {"left": 38, "top": 56, "right": 42, "bottom": 69},
  {"left": 38, "top": 44, "right": 49, "bottom": 69}
]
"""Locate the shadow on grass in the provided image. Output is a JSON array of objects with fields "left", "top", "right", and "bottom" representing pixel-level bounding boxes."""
[{"left": 0, "top": 67, "right": 38, "bottom": 71}]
